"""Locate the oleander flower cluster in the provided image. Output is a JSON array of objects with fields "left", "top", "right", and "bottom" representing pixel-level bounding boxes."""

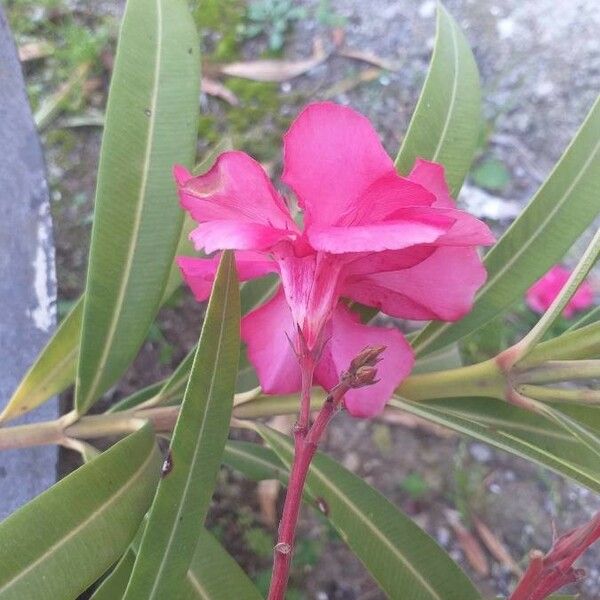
[{"left": 174, "top": 102, "right": 494, "bottom": 416}]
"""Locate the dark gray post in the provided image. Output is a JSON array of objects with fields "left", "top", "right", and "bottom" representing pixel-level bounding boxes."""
[{"left": 0, "top": 7, "right": 58, "bottom": 519}]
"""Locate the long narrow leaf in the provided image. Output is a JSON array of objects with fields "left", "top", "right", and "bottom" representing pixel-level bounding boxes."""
[
  {"left": 93, "top": 529, "right": 261, "bottom": 600},
  {"left": 391, "top": 397, "right": 600, "bottom": 494},
  {"left": 513, "top": 228, "right": 600, "bottom": 358},
  {"left": 413, "top": 95, "right": 600, "bottom": 356},
  {"left": 124, "top": 253, "right": 240, "bottom": 599},
  {"left": 255, "top": 425, "right": 481, "bottom": 600},
  {"left": 0, "top": 298, "right": 83, "bottom": 423},
  {"left": 90, "top": 550, "right": 136, "bottom": 600},
  {"left": 0, "top": 425, "right": 160, "bottom": 600},
  {"left": 6, "top": 137, "right": 227, "bottom": 423},
  {"left": 76, "top": 0, "right": 200, "bottom": 413},
  {"left": 395, "top": 2, "right": 481, "bottom": 195}
]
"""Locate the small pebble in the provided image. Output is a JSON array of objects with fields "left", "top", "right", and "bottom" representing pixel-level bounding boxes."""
[{"left": 470, "top": 442, "right": 492, "bottom": 463}]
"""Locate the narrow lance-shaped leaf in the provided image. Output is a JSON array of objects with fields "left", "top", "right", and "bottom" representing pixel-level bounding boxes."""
[
  {"left": 1, "top": 212, "right": 192, "bottom": 424},
  {"left": 3, "top": 135, "right": 232, "bottom": 423},
  {"left": 0, "top": 298, "right": 83, "bottom": 423},
  {"left": 124, "top": 252, "right": 240, "bottom": 599},
  {"left": 513, "top": 228, "right": 600, "bottom": 359},
  {"left": 90, "top": 550, "right": 137, "bottom": 600},
  {"left": 93, "top": 528, "right": 261, "bottom": 600},
  {"left": 390, "top": 397, "right": 600, "bottom": 495},
  {"left": 255, "top": 424, "right": 481, "bottom": 600},
  {"left": 0, "top": 424, "right": 160, "bottom": 600},
  {"left": 145, "top": 275, "right": 280, "bottom": 408},
  {"left": 413, "top": 95, "right": 600, "bottom": 356},
  {"left": 567, "top": 304, "right": 600, "bottom": 332},
  {"left": 395, "top": 2, "right": 481, "bottom": 195},
  {"left": 75, "top": 0, "right": 200, "bottom": 414}
]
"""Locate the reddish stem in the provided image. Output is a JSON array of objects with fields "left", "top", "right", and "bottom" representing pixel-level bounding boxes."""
[
  {"left": 267, "top": 345, "right": 384, "bottom": 600},
  {"left": 267, "top": 380, "right": 350, "bottom": 600}
]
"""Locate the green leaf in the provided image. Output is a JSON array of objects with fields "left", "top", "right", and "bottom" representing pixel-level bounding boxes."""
[
  {"left": 413, "top": 95, "right": 600, "bottom": 356},
  {"left": 93, "top": 529, "right": 262, "bottom": 600},
  {"left": 148, "top": 275, "right": 279, "bottom": 407},
  {"left": 513, "top": 228, "right": 600, "bottom": 359},
  {"left": 390, "top": 397, "right": 600, "bottom": 494},
  {"left": 0, "top": 425, "right": 160, "bottom": 600},
  {"left": 224, "top": 440, "right": 289, "bottom": 482},
  {"left": 394, "top": 2, "right": 481, "bottom": 195},
  {"left": 255, "top": 425, "right": 481, "bottom": 600},
  {"left": 108, "top": 381, "right": 165, "bottom": 413},
  {"left": 567, "top": 304, "right": 600, "bottom": 332},
  {"left": 0, "top": 298, "right": 82, "bottom": 423},
  {"left": 178, "top": 531, "right": 263, "bottom": 600},
  {"left": 471, "top": 158, "right": 510, "bottom": 191},
  {"left": 412, "top": 343, "right": 462, "bottom": 374},
  {"left": 524, "top": 319, "right": 600, "bottom": 366},
  {"left": 124, "top": 252, "right": 240, "bottom": 599},
  {"left": 90, "top": 550, "right": 136, "bottom": 600},
  {"left": 75, "top": 0, "right": 200, "bottom": 413},
  {"left": 4, "top": 132, "right": 228, "bottom": 423}
]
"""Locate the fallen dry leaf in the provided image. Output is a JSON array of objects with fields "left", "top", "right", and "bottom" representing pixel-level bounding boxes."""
[
  {"left": 445, "top": 509, "right": 490, "bottom": 577},
  {"left": 34, "top": 62, "right": 91, "bottom": 131},
  {"left": 381, "top": 407, "right": 456, "bottom": 438},
  {"left": 323, "top": 67, "right": 381, "bottom": 98},
  {"left": 201, "top": 77, "right": 239, "bottom": 106},
  {"left": 214, "top": 40, "right": 327, "bottom": 82},
  {"left": 257, "top": 415, "right": 293, "bottom": 526},
  {"left": 337, "top": 47, "right": 401, "bottom": 71},
  {"left": 18, "top": 40, "right": 54, "bottom": 62},
  {"left": 331, "top": 27, "right": 346, "bottom": 47},
  {"left": 257, "top": 479, "right": 280, "bottom": 528},
  {"left": 473, "top": 515, "right": 521, "bottom": 575}
]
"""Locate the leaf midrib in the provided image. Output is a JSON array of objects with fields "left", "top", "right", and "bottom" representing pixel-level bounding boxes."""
[
  {"left": 79, "top": 0, "right": 164, "bottom": 409},
  {"left": 431, "top": 6, "right": 459, "bottom": 163},
  {"left": 0, "top": 447, "right": 155, "bottom": 595},
  {"left": 146, "top": 263, "right": 233, "bottom": 599}
]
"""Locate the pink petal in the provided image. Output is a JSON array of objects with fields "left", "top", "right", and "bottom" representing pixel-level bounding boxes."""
[
  {"left": 432, "top": 208, "right": 496, "bottom": 246},
  {"left": 189, "top": 220, "right": 294, "bottom": 254},
  {"left": 282, "top": 102, "right": 395, "bottom": 228},
  {"left": 177, "top": 252, "right": 277, "bottom": 302},
  {"left": 526, "top": 266, "right": 595, "bottom": 317},
  {"left": 407, "top": 159, "right": 495, "bottom": 245},
  {"left": 307, "top": 207, "right": 455, "bottom": 253},
  {"left": 407, "top": 158, "right": 455, "bottom": 208},
  {"left": 315, "top": 304, "right": 414, "bottom": 418},
  {"left": 345, "top": 171, "right": 437, "bottom": 225},
  {"left": 345, "top": 246, "right": 437, "bottom": 277},
  {"left": 342, "top": 246, "right": 487, "bottom": 321},
  {"left": 571, "top": 280, "right": 594, "bottom": 312},
  {"left": 274, "top": 245, "right": 345, "bottom": 351},
  {"left": 241, "top": 287, "right": 302, "bottom": 394},
  {"left": 174, "top": 153, "right": 298, "bottom": 253}
]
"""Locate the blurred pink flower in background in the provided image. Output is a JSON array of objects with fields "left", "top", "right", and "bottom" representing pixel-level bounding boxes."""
[
  {"left": 526, "top": 265, "right": 594, "bottom": 318},
  {"left": 175, "top": 102, "right": 494, "bottom": 417}
]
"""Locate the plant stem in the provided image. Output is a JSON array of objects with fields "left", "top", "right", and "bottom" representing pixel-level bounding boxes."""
[
  {"left": 267, "top": 351, "right": 360, "bottom": 600},
  {"left": 397, "top": 358, "right": 505, "bottom": 401},
  {"left": 0, "top": 406, "right": 179, "bottom": 451}
]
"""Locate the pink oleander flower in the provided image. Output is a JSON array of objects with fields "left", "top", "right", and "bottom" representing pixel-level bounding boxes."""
[
  {"left": 174, "top": 102, "right": 494, "bottom": 417},
  {"left": 509, "top": 512, "right": 600, "bottom": 600},
  {"left": 526, "top": 265, "right": 594, "bottom": 318}
]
